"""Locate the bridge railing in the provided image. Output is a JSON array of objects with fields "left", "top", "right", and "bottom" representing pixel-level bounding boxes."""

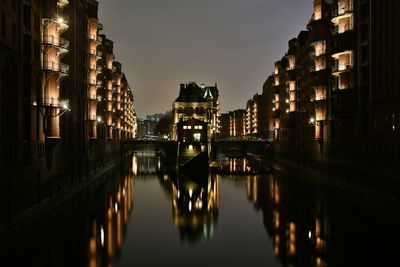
[{"left": 215, "top": 136, "right": 269, "bottom": 142}]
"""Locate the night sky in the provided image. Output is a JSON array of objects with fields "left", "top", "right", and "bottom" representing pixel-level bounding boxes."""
[{"left": 98, "top": 0, "right": 313, "bottom": 118}]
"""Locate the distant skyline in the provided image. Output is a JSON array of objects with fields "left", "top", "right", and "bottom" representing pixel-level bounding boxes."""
[{"left": 98, "top": 0, "right": 313, "bottom": 117}]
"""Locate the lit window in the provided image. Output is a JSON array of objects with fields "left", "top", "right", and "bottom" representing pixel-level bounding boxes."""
[
  {"left": 193, "top": 133, "right": 201, "bottom": 141},
  {"left": 183, "top": 126, "right": 187, "bottom": 129},
  {"left": 187, "top": 126, "right": 192, "bottom": 129}
]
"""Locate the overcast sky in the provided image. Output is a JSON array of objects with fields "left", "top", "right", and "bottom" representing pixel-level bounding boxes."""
[{"left": 98, "top": 0, "right": 312, "bottom": 118}]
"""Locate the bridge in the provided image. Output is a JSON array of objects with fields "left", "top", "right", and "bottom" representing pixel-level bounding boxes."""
[
  {"left": 123, "top": 136, "right": 273, "bottom": 169},
  {"left": 211, "top": 137, "right": 272, "bottom": 161}
]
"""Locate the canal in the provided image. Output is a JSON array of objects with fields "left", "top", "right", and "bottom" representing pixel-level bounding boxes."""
[{"left": 1, "top": 147, "right": 399, "bottom": 267}]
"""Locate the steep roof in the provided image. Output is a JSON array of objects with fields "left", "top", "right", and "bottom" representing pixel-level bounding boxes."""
[{"left": 175, "top": 82, "right": 219, "bottom": 103}]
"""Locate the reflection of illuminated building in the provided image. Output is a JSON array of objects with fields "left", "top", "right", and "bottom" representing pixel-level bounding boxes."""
[
  {"left": 131, "top": 151, "right": 164, "bottom": 175},
  {"left": 87, "top": 173, "right": 134, "bottom": 267},
  {"left": 220, "top": 156, "right": 269, "bottom": 174},
  {"left": 170, "top": 174, "right": 219, "bottom": 242},
  {"left": 244, "top": 173, "right": 331, "bottom": 267}
]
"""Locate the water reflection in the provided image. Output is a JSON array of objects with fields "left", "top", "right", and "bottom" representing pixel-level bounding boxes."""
[
  {"left": 169, "top": 173, "right": 219, "bottom": 242},
  {"left": 219, "top": 155, "right": 270, "bottom": 174},
  {"left": 88, "top": 173, "right": 134, "bottom": 267},
  {"left": 2, "top": 150, "right": 400, "bottom": 267},
  {"left": 132, "top": 150, "right": 163, "bottom": 175},
  {"left": 0, "top": 160, "right": 135, "bottom": 267},
  {"left": 244, "top": 175, "right": 330, "bottom": 266}
]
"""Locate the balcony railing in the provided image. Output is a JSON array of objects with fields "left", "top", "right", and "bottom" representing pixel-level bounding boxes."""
[
  {"left": 54, "top": 15, "right": 69, "bottom": 32},
  {"left": 96, "top": 50, "right": 102, "bottom": 59},
  {"left": 88, "top": 114, "right": 97, "bottom": 121},
  {"left": 88, "top": 79, "right": 96, "bottom": 85},
  {"left": 89, "top": 64, "right": 96, "bottom": 71},
  {"left": 332, "top": 64, "right": 353, "bottom": 73},
  {"left": 43, "top": 61, "right": 69, "bottom": 75},
  {"left": 332, "top": 2, "right": 354, "bottom": 18},
  {"left": 88, "top": 34, "right": 97, "bottom": 42},
  {"left": 310, "top": 50, "right": 325, "bottom": 58},
  {"left": 41, "top": 97, "right": 69, "bottom": 109},
  {"left": 57, "top": 0, "right": 69, "bottom": 8},
  {"left": 42, "top": 35, "right": 70, "bottom": 50},
  {"left": 332, "top": 23, "right": 354, "bottom": 35}
]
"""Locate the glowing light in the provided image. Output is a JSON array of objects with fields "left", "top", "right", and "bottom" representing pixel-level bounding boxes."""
[
  {"left": 188, "top": 145, "right": 193, "bottom": 150},
  {"left": 114, "top": 203, "right": 118, "bottom": 213},
  {"left": 57, "top": 17, "right": 64, "bottom": 24},
  {"left": 308, "top": 231, "right": 312, "bottom": 239},
  {"left": 188, "top": 201, "right": 192, "bottom": 212},
  {"left": 189, "top": 189, "right": 193, "bottom": 198},
  {"left": 100, "top": 226, "right": 105, "bottom": 246},
  {"left": 310, "top": 117, "right": 315, "bottom": 124}
]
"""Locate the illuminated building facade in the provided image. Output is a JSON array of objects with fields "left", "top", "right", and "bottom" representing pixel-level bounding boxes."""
[
  {"left": 172, "top": 82, "right": 220, "bottom": 141},
  {"left": 232, "top": 0, "right": 399, "bottom": 180},
  {"left": 229, "top": 109, "right": 246, "bottom": 137},
  {"left": 0, "top": 0, "right": 137, "bottom": 224},
  {"left": 219, "top": 113, "right": 230, "bottom": 138}
]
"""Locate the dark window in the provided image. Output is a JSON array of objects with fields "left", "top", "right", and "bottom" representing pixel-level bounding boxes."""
[
  {"left": 23, "top": 4, "right": 31, "bottom": 29},
  {"left": 1, "top": 13, "right": 5, "bottom": 37},
  {"left": 12, "top": 22, "right": 15, "bottom": 43},
  {"left": 34, "top": 14, "right": 39, "bottom": 32},
  {"left": 23, "top": 33, "right": 31, "bottom": 58}
]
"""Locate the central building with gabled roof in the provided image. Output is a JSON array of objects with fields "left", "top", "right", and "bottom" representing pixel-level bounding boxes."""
[{"left": 172, "top": 82, "right": 220, "bottom": 141}]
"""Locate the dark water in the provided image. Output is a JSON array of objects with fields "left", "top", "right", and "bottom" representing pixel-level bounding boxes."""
[{"left": 1, "top": 149, "right": 400, "bottom": 267}]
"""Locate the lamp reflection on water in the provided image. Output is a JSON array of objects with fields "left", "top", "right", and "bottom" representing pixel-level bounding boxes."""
[
  {"left": 170, "top": 173, "right": 219, "bottom": 243},
  {"left": 87, "top": 172, "right": 134, "bottom": 267}
]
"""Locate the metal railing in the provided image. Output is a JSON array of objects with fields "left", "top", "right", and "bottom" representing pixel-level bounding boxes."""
[
  {"left": 88, "top": 34, "right": 97, "bottom": 41},
  {"left": 43, "top": 61, "right": 69, "bottom": 75},
  {"left": 57, "top": 0, "right": 69, "bottom": 8},
  {"left": 88, "top": 114, "right": 97, "bottom": 121},
  {"left": 41, "top": 97, "right": 69, "bottom": 109},
  {"left": 42, "top": 35, "right": 70, "bottom": 50},
  {"left": 332, "top": 64, "right": 353, "bottom": 73},
  {"left": 332, "top": 23, "right": 354, "bottom": 35},
  {"left": 88, "top": 79, "right": 96, "bottom": 85}
]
